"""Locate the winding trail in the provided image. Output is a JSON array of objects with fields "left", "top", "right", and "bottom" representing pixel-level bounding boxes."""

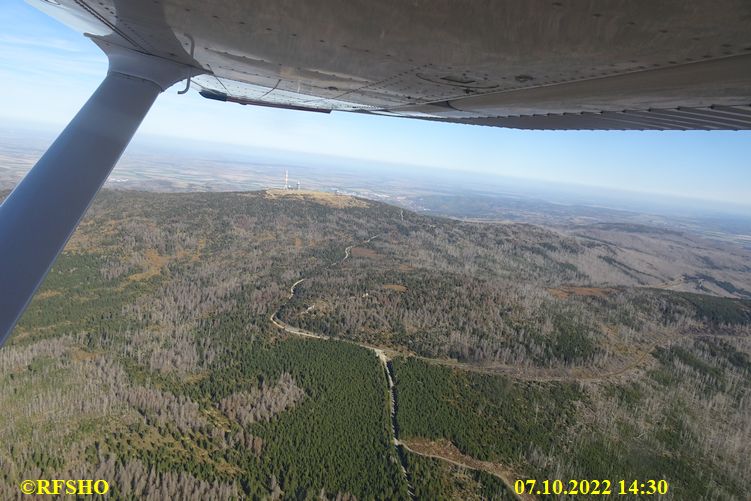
[
  {"left": 272, "top": 301, "right": 522, "bottom": 498},
  {"left": 275, "top": 263, "right": 662, "bottom": 386},
  {"left": 287, "top": 278, "right": 306, "bottom": 299},
  {"left": 270, "top": 235, "right": 415, "bottom": 497},
  {"left": 269, "top": 234, "right": 537, "bottom": 499},
  {"left": 335, "top": 233, "right": 380, "bottom": 267},
  {"left": 267, "top": 232, "right": 736, "bottom": 500},
  {"left": 272, "top": 307, "right": 414, "bottom": 495}
]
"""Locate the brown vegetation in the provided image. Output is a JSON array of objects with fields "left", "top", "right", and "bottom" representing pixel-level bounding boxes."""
[
  {"left": 547, "top": 286, "right": 615, "bottom": 300},
  {"left": 350, "top": 246, "right": 380, "bottom": 258},
  {"left": 264, "top": 189, "right": 370, "bottom": 208},
  {"left": 383, "top": 284, "right": 408, "bottom": 292},
  {"left": 400, "top": 438, "right": 529, "bottom": 500}
]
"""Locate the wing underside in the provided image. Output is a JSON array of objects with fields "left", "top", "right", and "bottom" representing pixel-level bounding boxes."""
[
  {"left": 393, "top": 105, "right": 751, "bottom": 131},
  {"left": 27, "top": 0, "right": 751, "bottom": 129}
]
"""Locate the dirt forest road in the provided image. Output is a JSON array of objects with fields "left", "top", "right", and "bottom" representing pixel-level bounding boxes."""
[
  {"left": 270, "top": 288, "right": 415, "bottom": 497},
  {"left": 268, "top": 234, "right": 533, "bottom": 499},
  {"left": 271, "top": 302, "right": 524, "bottom": 499},
  {"left": 267, "top": 232, "right": 729, "bottom": 500}
]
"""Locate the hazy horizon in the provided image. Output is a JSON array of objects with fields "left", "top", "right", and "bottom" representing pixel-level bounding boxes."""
[
  {"left": 2, "top": 122, "right": 750, "bottom": 221},
  {"left": 1, "top": 0, "right": 750, "bottom": 208}
]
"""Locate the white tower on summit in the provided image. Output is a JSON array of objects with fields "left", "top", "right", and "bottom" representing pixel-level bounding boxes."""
[{"left": 284, "top": 169, "right": 289, "bottom": 189}]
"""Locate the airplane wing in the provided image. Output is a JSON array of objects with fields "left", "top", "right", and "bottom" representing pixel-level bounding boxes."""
[
  {"left": 29, "top": 0, "right": 751, "bottom": 130},
  {"left": 0, "top": 0, "right": 749, "bottom": 347}
]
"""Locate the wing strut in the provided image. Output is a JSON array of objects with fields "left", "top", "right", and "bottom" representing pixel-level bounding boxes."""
[{"left": 0, "top": 41, "right": 198, "bottom": 346}]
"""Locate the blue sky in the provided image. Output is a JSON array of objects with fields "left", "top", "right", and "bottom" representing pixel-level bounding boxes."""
[{"left": 1, "top": 0, "right": 749, "bottom": 207}]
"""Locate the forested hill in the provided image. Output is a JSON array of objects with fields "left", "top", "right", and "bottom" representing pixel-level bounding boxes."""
[{"left": 1, "top": 189, "right": 749, "bottom": 500}]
